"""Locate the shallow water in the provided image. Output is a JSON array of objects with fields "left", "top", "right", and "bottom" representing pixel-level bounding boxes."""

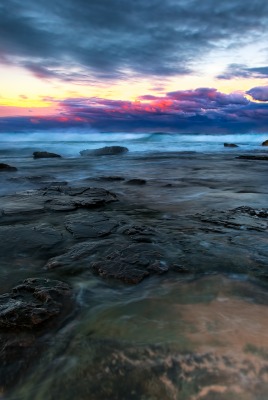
[{"left": 5, "top": 274, "right": 268, "bottom": 400}]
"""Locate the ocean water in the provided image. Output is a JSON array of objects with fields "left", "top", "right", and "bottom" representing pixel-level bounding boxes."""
[
  {"left": 0, "top": 130, "right": 268, "bottom": 158},
  {"left": 1, "top": 130, "right": 267, "bottom": 197},
  {"left": 1, "top": 131, "right": 268, "bottom": 399}
]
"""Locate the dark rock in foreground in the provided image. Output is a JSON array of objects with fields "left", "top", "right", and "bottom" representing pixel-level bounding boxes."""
[
  {"left": 80, "top": 146, "right": 128, "bottom": 156},
  {"left": 224, "top": 143, "right": 238, "bottom": 147},
  {"left": 262, "top": 139, "right": 268, "bottom": 146},
  {"left": 33, "top": 151, "right": 62, "bottom": 159},
  {"left": 0, "top": 223, "right": 63, "bottom": 262},
  {"left": 0, "top": 163, "right": 17, "bottom": 172},
  {"left": 0, "top": 278, "right": 73, "bottom": 390},
  {"left": 234, "top": 205, "right": 268, "bottom": 218},
  {"left": 0, "top": 278, "right": 71, "bottom": 329},
  {"left": 237, "top": 155, "right": 268, "bottom": 161}
]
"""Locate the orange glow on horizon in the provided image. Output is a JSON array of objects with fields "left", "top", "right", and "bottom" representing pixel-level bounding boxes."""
[{"left": 0, "top": 61, "right": 266, "bottom": 119}]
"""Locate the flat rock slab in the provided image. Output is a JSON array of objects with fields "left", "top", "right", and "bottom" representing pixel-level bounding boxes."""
[
  {"left": 44, "top": 186, "right": 118, "bottom": 211},
  {"left": 0, "top": 186, "right": 117, "bottom": 216},
  {"left": 0, "top": 193, "right": 45, "bottom": 216},
  {"left": 65, "top": 213, "right": 119, "bottom": 239},
  {"left": 46, "top": 240, "right": 176, "bottom": 284},
  {"left": 198, "top": 206, "right": 268, "bottom": 232},
  {"left": 45, "top": 239, "right": 115, "bottom": 271},
  {"left": 117, "top": 223, "right": 156, "bottom": 243},
  {"left": 0, "top": 222, "right": 63, "bottom": 252}
]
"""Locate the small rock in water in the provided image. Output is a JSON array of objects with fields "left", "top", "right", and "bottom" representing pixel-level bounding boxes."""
[
  {"left": 98, "top": 176, "right": 125, "bottom": 181},
  {"left": 33, "top": 151, "right": 62, "bottom": 159},
  {"left": 224, "top": 143, "right": 238, "bottom": 147},
  {"left": 237, "top": 155, "right": 268, "bottom": 161},
  {"left": 261, "top": 139, "right": 268, "bottom": 146},
  {"left": 80, "top": 146, "right": 128, "bottom": 156},
  {"left": 0, "top": 163, "right": 17, "bottom": 172}
]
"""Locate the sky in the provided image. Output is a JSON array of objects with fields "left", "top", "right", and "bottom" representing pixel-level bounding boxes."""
[{"left": 0, "top": 0, "right": 268, "bottom": 133}]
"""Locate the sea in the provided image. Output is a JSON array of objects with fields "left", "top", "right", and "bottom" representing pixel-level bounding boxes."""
[
  {"left": 1, "top": 131, "right": 268, "bottom": 399},
  {"left": 0, "top": 130, "right": 268, "bottom": 157},
  {"left": 0, "top": 130, "right": 267, "bottom": 197}
]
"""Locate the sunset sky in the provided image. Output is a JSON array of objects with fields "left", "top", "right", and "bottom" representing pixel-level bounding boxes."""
[{"left": 0, "top": 0, "right": 268, "bottom": 133}]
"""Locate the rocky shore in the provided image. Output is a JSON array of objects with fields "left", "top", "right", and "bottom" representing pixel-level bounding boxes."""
[{"left": 0, "top": 150, "right": 268, "bottom": 399}]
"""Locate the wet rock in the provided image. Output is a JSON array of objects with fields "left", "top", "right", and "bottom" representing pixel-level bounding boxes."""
[
  {"left": 0, "top": 163, "right": 17, "bottom": 172},
  {"left": 41, "top": 181, "right": 68, "bottom": 187},
  {"left": 0, "top": 278, "right": 73, "bottom": 391},
  {"left": 65, "top": 213, "right": 119, "bottom": 239},
  {"left": 262, "top": 139, "right": 268, "bottom": 146},
  {"left": 233, "top": 206, "right": 268, "bottom": 218},
  {"left": 125, "top": 179, "right": 147, "bottom": 185},
  {"left": 224, "top": 143, "right": 238, "bottom": 147},
  {"left": 119, "top": 224, "right": 155, "bottom": 243},
  {"left": 44, "top": 197, "right": 77, "bottom": 211},
  {"left": 237, "top": 155, "right": 268, "bottom": 161},
  {"left": 33, "top": 151, "right": 61, "bottom": 159},
  {"left": 45, "top": 239, "right": 174, "bottom": 283},
  {"left": 0, "top": 278, "right": 71, "bottom": 329},
  {"left": 44, "top": 187, "right": 117, "bottom": 211},
  {"left": 0, "top": 186, "right": 117, "bottom": 217},
  {"left": 198, "top": 207, "right": 268, "bottom": 232},
  {"left": 91, "top": 242, "right": 170, "bottom": 284},
  {"left": 171, "top": 264, "right": 190, "bottom": 273},
  {"left": 45, "top": 240, "right": 114, "bottom": 271},
  {"left": 0, "top": 192, "right": 46, "bottom": 216},
  {"left": 80, "top": 146, "right": 128, "bottom": 156},
  {"left": 0, "top": 223, "right": 63, "bottom": 260}
]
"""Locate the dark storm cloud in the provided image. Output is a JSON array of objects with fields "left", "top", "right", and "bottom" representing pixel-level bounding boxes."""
[
  {"left": 166, "top": 88, "right": 248, "bottom": 106},
  {"left": 1, "top": 0, "right": 268, "bottom": 80},
  {"left": 217, "top": 64, "right": 268, "bottom": 80},
  {"left": 2, "top": 87, "right": 268, "bottom": 133},
  {"left": 247, "top": 86, "right": 268, "bottom": 101}
]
